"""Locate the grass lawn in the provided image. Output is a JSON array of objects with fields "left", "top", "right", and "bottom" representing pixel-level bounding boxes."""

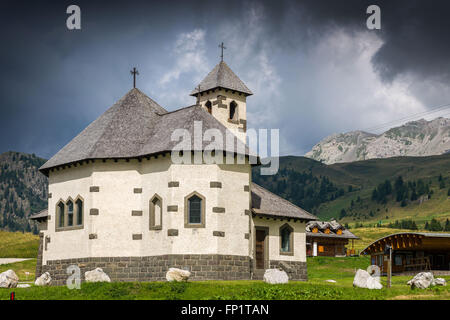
[
  {"left": 1, "top": 256, "right": 448, "bottom": 300},
  {"left": 0, "top": 231, "right": 39, "bottom": 258},
  {"left": 0, "top": 259, "right": 36, "bottom": 282}
]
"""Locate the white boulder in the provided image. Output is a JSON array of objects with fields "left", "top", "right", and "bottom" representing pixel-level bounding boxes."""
[
  {"left": 353, "top": 269, "right": 382, "bottom": 290},
  {"left": 34, "top": 272, "right": 52, "bottom": 286},
  {"left": 263, "top": 269, "right": 289, "bottom": 284},
  {"left": 17, "top": 284, "right": 31, "bottom": 288},
  {"left": 407, "top": 272, "right": 434, "bottom": 289},
  {"left": 0, "top": 270, "right": 19, "bottom": 288},
  {"left": 84, "top": 268, "right": 111, "bottom": 283},
  {"left": 166, "top": 268, "right": 191, "bottom": 282},
  {"left": 434, "top": 278, "right": 447, "bottom": 286}
]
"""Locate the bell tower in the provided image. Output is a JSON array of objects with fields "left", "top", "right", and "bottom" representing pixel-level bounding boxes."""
[{"left": 191, "top": 60, "right": 253, "bottom": 142}]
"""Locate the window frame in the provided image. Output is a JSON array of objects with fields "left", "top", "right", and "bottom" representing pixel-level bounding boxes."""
[
  {"left": 279, "top": 223, "right": 294, "bottom": 256},
  {"left": 205, "top": 100, "right": 212, "bottom": 114},
  {"left": 75, "top": 196, "right": 84, "bottom": 226},
  {"left": 184, "top": 191, "right": 206, "bottom": 228},
  {"left": 229, "top": 101, "right": 238, "bottom": 122},
  {"left": 149, "top": 193, "right": 163, "bottom": 230},
  {"left": 56, "top": 200, "right": 65, "bottom": 229},
  {"left": 55, "top": 196, "right": 84, "bottom": 232},
  {"left": 66, "top": 198, "right": 74, "bottom": 227}
]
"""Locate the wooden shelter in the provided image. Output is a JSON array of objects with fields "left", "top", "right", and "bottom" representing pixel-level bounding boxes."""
[{"left": 360, "top": 232, "right": 450, "bottom": 273}]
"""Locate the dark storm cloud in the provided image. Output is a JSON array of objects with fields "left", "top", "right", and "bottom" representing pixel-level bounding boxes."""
[{"left": 282, "top": 0, "right": 450, "bottom": 82}]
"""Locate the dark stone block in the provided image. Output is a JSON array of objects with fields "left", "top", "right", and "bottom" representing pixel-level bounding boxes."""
[
  {"left": 168, "top": 181, "right": 179, "bottom": 188},
  {"left": 209, "top": 181, "right": 222, "bottom": 188},
  {"left": 167, "top": 205, "right": 178, "bottom": 212},
  {"left": 90, "top": 186, "right": 100, "bottom": 192}
]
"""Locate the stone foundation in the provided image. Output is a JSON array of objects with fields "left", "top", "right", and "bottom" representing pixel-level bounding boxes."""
[
  {"left": 269, "top": 260, "right": 308, "bottom": 281},
  {"left": 40, "top": 254, "right": 252, "bottom": 286}
]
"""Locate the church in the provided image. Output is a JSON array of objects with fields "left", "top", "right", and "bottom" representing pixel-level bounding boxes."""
[{"left": 30, "top": 59, "right": 317, "bottom": 285}]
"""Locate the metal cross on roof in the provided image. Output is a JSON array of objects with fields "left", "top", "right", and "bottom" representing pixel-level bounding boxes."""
[
  {"left": 218, "top": 42, "right": 226, "bottom": 61},
  {"left": 196, "top": 85, "right": 201, "bottom": 105},
  {"left": 130, "top": 67, "right": 139, "bottom": 88}
]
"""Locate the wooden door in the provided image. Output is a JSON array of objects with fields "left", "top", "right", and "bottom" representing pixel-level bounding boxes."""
[{"left": 255, "top": 230, "right": 266, "bottom": 269}]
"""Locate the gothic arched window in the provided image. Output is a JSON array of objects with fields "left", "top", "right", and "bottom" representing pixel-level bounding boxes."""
[
  {"left": 184, "top": 192, "right": 205, "bottom": 228},
  {"left": 280, "top": 223, "right": 294, "bottom": 255},
  {"left": 205, "top": 100, "right": 212, "bottom": 114},
  {"left": 67, "top": 200, "right": 74, "bottom": 226},
  {"left": 57, "top": 201, "right": 65, "bottom": 228},
  {"left": 150, "top": 194, "right": 163, "bottom": 230},
  {"left": 229, "top": 101, "right": 238, "bottom": 120},
  {"left": 76, "top": 198, "right": 83, "bottom": 226}
]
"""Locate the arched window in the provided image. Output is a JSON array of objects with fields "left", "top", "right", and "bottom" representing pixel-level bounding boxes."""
[
  {"left": 280, "top": 224, "right": 294, "bottom": 255},
  {"left": 67, "top": 200, "right": 74, "bottom": 226},
  {"left": 57, "top": 202, "right": 65, "bottom": 228},
  {"left": 205, "top": 100, "right": 212, "bottom": 114},
  {"left": 188, "top": 195, "right": 201, "bottom": 224},
  {"left": 229, "top": 101, "right": 238, "bottom": 120},
  {"left": 150, "top": 194, "right": 162, "bottom": 230},
  {"left": 76, "top": 199, "right": 83, "bottom": 226},
  {"left": 184, "top": 192, "right": 205, "bottom": 228}
]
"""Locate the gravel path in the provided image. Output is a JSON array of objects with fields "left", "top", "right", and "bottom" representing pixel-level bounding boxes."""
[{"left": 0, "top": 258, "right": 32, "bottom": 265}]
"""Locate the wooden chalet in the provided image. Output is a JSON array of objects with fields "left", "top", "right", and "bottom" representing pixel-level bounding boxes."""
[
  {"left": 306, "top": 219, "right": 359, "bottom": 257},
  {"left": 360, "top": 232, "right": 450, "bottom": 273}
]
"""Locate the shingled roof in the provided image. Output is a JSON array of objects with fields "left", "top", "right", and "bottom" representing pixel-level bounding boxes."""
[
  {"left": 40, "top": 88, "right": 252, "bottom": 175},
  {"left": 305, "top": 220, "right": 359, "bottom": 239},
  {"left": 190, "top": 61, "right": 253, "bottom": 96},
  {"left": 251, "top": 183, "right": 317, "bottom": 221},
  {"left": 29, "top": 209, "right": 48, "bottom": 221}
]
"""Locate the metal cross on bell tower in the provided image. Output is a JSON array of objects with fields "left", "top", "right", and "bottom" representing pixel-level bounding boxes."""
[
  {"left": 130, "top": 67, "right": 139, "bottom": 88},
  {"left": 218, "top": 42, "right": 226, "bottom": 62},
  {"left": 195, "top": 85, "right": 201, "bottom": 106}
]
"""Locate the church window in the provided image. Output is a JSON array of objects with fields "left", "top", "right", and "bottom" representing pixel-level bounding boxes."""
[
  {"left": 229, "top": 101, "right": 238, "bottom": 120},
  {"left": 184, "top": 192, "right": 205, "bottom": 228},
  {"left": 57, "top": 201, "right": 65, "bottom": 228},
  {"left": 189, "top": 196, "right": 201, "bottom": 224},
  {"left": 279, "top": 223, "right": 294, "bottom": 255},
  {"left": 76, "top": 198, "right": 83, "bottom": 225},
  {"left": 67, "top": 200, "right": 74, "bottom": 226},
  {"left": 205, "top": 100, "right": 212, "bottom": 114},
  {"left": 150, "top": 194, "right": 163, "bottom": 230}
]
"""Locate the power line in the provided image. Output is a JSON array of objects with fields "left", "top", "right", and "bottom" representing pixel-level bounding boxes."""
[{"left": 363, "top": 103, "right": 450, "bottom": 133}]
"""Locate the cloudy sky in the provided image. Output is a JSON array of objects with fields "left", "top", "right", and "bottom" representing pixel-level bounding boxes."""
[{"left": 1, "top": 0, "right": 450, "bottom": 159}]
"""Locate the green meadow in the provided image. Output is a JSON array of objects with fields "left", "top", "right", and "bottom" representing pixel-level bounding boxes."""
[{"left": 1, "top": 256, "right": 448, "bottom": 300}]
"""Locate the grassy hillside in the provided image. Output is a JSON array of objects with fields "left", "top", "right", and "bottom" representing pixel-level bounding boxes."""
[
  {"left": 0, "top": 151, "right": 47, "bottom": 232},
  {"left": 0, "top": 231, "right": 39, "bottom": 258},
  {"left": 253, "top": 154, "right": 450, "bottom": 228}
]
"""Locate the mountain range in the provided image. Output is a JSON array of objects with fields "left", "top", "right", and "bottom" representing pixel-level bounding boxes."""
[{"left": 305, "top": 117, "right": 450, "bottom": 164}]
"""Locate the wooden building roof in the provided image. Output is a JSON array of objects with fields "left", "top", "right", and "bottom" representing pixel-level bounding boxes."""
[{"left": 360, "top": 232, "right": 450, "bottom": 255}]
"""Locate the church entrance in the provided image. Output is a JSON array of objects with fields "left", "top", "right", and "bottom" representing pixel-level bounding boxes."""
[{"left": 255, "top": 228, "right": 268, "bottom": 269}]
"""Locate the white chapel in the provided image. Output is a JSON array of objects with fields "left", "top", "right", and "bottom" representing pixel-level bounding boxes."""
[{"left": 31, "top": 60, "right": 316, "bottom": 284}]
